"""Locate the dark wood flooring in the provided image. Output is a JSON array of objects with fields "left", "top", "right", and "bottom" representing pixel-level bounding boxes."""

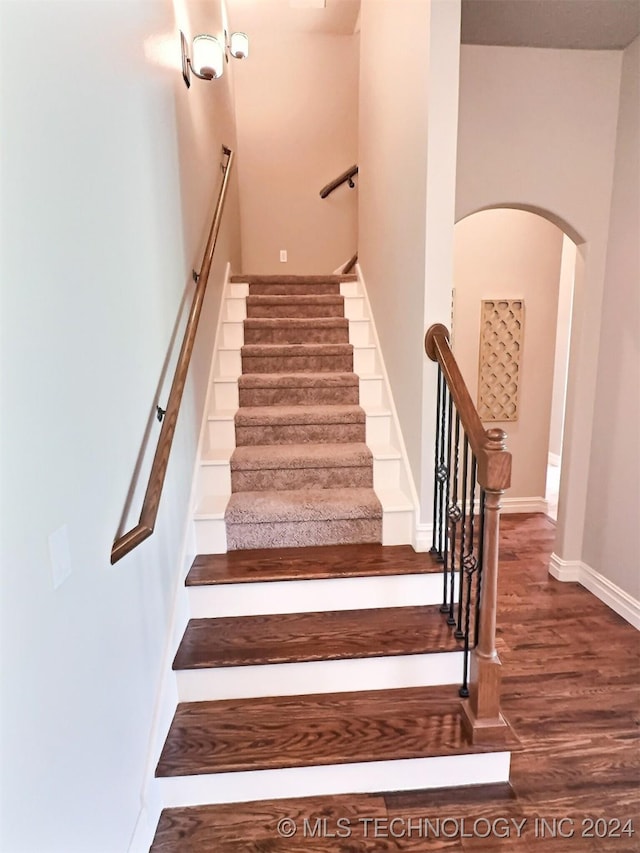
[
  {"left": 186, "top": 543, "right": 440, "bottom": 586},
  {"left": 172, "top": 605, "right": 460, "bottom": 669},
  {"left": 152, "top": 514, "right": 640, "bottom": 851}
]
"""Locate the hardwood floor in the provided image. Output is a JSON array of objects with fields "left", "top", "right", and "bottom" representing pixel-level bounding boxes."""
[
  {"left": 173, "top": 605, "right": 459, "bottom": 669},
  {"left": 186, "top": 543, "right": 440, "bottom": 585},
  {"left": 152, "top": 514, "right": 640, "bottom": 851}
]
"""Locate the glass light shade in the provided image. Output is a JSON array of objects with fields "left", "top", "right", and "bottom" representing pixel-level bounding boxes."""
[
  {"left": 229, "top": 32, "right": 249, "bottom": 60},
  {"left": 192, "top": 34, "right": 224, "bottom": 79}
]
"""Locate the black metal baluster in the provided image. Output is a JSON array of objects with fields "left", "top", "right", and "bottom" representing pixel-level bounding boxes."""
[
  {"left": 455, "top": 436, "right": 469, "bottom": 640},
  {"left": 442, "top": 393, "right": 454, "bottom": 619},
  {"left": 447, "top": 411, "right": 461, "bottom": 626},
  {"left": 430, "top": 366, "right": 443, "bottom": 560},
  {"left": 459, "top": 453, "right": 478, "bottom": 698},
  {"left": 474, "top": 487, "right": 487, "bottom": 648},
  {"left": 437, "top": 382, "right": 449, "bottom": 562}
]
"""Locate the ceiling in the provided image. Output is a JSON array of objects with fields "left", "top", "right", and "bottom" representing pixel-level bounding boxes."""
[
  {"left": 226, "top": 0, "right": 640, "bottom": 49},
  {"left": 461, "top": 0, "right": 640, "bottom": 50},
  {"left": 226, "top": 0, "right": 361, "bottom": 35}
]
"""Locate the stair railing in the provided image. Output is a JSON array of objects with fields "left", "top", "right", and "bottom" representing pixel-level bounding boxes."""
[
  {"left": 111, "top": 145, "right": 234, "bottom": 564},
  {"left": 425, "top": 323, "right": 511, "bottom": 744},
  {"left": 319, "top": 164, "right": 358, "bottom": 199}
]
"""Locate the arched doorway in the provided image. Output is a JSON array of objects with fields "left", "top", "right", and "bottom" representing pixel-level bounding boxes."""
[{"left": 452, "top": 207, "right": 579, "bottom": 531}]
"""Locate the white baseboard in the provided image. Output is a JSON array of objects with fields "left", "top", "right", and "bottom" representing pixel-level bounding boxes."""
[
  {"left": 548, "top": 452, "right": 561, "bottom": 467},
  {"left": 549, "top": 553, "right": 640, "bottom": 630},
  {"left": 548, "top": 552, "right": 581, "bottom": 582},
  {"left": 413, "top": 522, "right": 433, "bottom": 553},
  {"left": 501, "top": 497, "right": 548, "bottom": 514}
]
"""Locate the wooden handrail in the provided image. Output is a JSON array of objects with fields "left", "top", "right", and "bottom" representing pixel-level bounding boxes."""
[
  {"left": 319, "top": 164, "right": 358, "bottom": 199},
  {"left": 342, "top": 253, "right": 358, "bottom": 275},
  {"left": 111, "top": 146, "right": 234, "bottom": 564},
  {"left": 425, "top": 324, "right": 511, "bottom": 492}
]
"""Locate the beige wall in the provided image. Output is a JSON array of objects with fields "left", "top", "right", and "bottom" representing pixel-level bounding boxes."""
[
  {"left": 548, "top": 235, "right": 576, "bottom": 461},
  {"left": 359, "top": 0, "right": 461, "bottom": 520},
  {"left": 583, "top": 35, "right": 640, "bottom": 600},
  {"left": 0, "top": 1, "right": 241, "bottom": 850},
  {"left": 457, "top": 45, "right": 621, "bottom": 564},
  {"left": 453, "top": 209, "right": 563, "bottom": 501},
  {"left": 233, "top": 30, "right": 359, "bottom": 273}
]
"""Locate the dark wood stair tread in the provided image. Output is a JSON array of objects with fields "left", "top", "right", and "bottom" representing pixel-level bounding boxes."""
[
  {"left": 187, "top": 543, "right": 441, "bottom": 586},
  {"left": 156, "top": 685, "right": 504, "bottom": 778},
  {"left": 151, "top": 785, "right": 517, "bottom": 852},
  {"left": 173, "top": 605, "right": 460, "bottom": 670}
]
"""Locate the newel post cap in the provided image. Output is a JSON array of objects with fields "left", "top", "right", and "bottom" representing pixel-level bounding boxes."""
[
  {"left": 485, "top": 428, "right": 507, "bottom": 452},
  {"left": 424, "top": 324, "right": 450, "bottom": 361}
]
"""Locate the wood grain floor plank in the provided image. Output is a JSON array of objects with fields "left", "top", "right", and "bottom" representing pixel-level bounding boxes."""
[
  {"left": 187, "top": 543, "right": 441, "bottom": 586},
  {"left": 173, "top": 605, "right": 460, "bottom": 669},
  {"left": 155, "top": 685, "right": 510, "bottom": 777}
]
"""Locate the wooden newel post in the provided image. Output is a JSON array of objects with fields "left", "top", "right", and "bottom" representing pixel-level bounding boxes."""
[{"left": 461, "top": 428, "right": 511, "bottom": 744}]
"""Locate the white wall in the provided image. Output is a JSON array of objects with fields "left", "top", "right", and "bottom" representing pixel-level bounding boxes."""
[
  {"left": 582, "top": 35, "right": 640, "bottom": 601},
  {"left": 358, "top": 0, "right": 460, "bottom": 522},
  {"left": 456, "top": 45, "right": 621, "bottom": 563},
  {"left": 0, "top": 2, "right": 241, "bottom": 851},
  {"left": 548, "top": 235, "right": 576, "bottom": 462},
  {"left": 453, "top": 209, "right": 563, "bottom": 502},
  {"left": 233, "top": 29, "right": 359, "bottom": 273}
]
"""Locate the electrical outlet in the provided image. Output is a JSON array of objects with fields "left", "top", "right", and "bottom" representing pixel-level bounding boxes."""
[
  {"left": 49, "top": 524, "right": 72, "bottom": 589},
  {"left": 280, "top": 250, "right": 287, "bottom": 263}
]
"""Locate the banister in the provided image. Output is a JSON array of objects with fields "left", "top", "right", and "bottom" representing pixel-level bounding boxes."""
[
  {"left": 111, "top": 145, "right": 234, "bottom": 564},
  {"left": 319, "top": 164, "right": 358, "bottom": 199},
  {"left": 425, "top": 322, "right": 511, "bottom": 744}
]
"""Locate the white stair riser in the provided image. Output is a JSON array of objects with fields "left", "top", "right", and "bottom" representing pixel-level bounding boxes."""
[
  {"left": 340, "top": 281, "right": 360, "bottom": 297},
  {"left": 229, "top": 283, "right": 249, "bottom": 298},
  {"left": 176, "top": 652, "right": 464, "bottom": 702},
  {"left": 349, "top": 320, "right": 371, "bottom": 346},
  {"left": 212, "top": 380, "right": 239, "bottom": 410},
  {"left": 194, "top": 518, "right": 227, "bottom": 553},
  {"left": 159, "top": 752, "right": 511, "bottom": 808},
  {"left": 215, "top": 349, "right": 241, "bottom": 377},
  {"left": 343, "top": 295, "right": 365, "bottom": 320},
  {"left": 366, "top": 414, "right": 391, "bottom": 445},
  {"left": 374, "top": 457, "right": 402, "bottom": 491},
  {"left": 223, "top": 297, "right": 247, "bottom": 322},
  {"left": 383, "top": 508, "right": 415, "bottom": 546},
  {"left": 359, "top": 376, "right": 384, "bottom": 407},
  {"left": 354, "top": 346, "right": 377, "bottom": 374},
  {"left": 197, "top": 464, "right": 232, "bottom": 500},
  {"left": 187, "top": 572, "right": 457, "bottom": 618},
  {"left": 207, "top": 418, "right": 235, "bottom": 449},
  {"left": 222, "top": 322, "right": 243, "bottom": 349}
]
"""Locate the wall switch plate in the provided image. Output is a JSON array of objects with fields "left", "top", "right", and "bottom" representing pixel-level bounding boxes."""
[
  {"left": 280, "top": 250, "right": 287, "bottom": 263},
  {"left": 49, "top": 524, "right": 72, "bottom": 589}
]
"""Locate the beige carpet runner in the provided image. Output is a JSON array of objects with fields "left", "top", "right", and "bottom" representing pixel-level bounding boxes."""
[{"left": 224, "top": 274, "right": 382, "bottom": 550}]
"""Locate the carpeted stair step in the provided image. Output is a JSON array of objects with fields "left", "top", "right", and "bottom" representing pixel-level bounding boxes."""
[
  {"left": 230, "top": 443, "right": 373, "bottom": 492},
  {"left": 234, "top": 405, "right": 366, "bottom": 446},
  {"left": 243, "top": 317, "right": 349, "bottom": 345},
  {"left": 224, "top": 487, "right": 382, "bottom": 550},
  {"left": 241, "top": 343, "right": 353, "bottom": 374},
  {"left": 231, "top": 273, "right": 355, "bottom": 296},
  {"left": 246, "top": 294, "right": 345, "bottom": 319},
  {"left": 238, "top": 372, "right": 359, "bottom": 407},
  {"left": 173, "top": 605, "right": 459, "bottom": 670}
]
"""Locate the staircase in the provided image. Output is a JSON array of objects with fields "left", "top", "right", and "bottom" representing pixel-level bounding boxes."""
[
  {"left": 147, "top": 292, "right": 515, "bottom": 849},
  {"left": 194, "top": 273, "right": 416, "bottom": 553},
  {"left": 153, "top": 544, "right": 512, "bottom": 822}
]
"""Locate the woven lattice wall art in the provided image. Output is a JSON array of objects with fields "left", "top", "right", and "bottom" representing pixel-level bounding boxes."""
[{"left": 478, "top": 299, "right": 524, "bottom": 421}]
